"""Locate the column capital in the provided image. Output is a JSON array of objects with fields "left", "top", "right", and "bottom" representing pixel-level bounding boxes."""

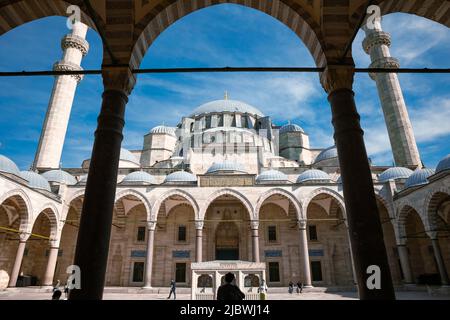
[
  {"left": 19, "top": 232, "right": 30, "bottom": 242},
  {"left": 194, "top": 220, "right": 204, "bottom": 230},
  {"left": 320, "top": 64, "right": 355, "bottom": 94},
  {"left": 147, "top": 220, "right": 157, "bottom": 231},
  {"left": 297, "top": 219, "right": 307, "bottom": 230},
  {"left": 102, "top": 65, "right": 136, "bottom": 95},
  {"left": 250, "top": 220, "right": 259, "bottom": 230}
]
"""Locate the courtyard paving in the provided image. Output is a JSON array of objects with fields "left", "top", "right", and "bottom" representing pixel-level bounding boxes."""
[{"left": 0, "top": 287, "right": 449, "bottom": 300}]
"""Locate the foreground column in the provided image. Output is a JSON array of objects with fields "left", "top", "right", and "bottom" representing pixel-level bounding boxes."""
[
  {"left": 143, "top": 221, "right": 156, "bottom": 288},
  {"left": 8, "top": 235, "right": 29, "bottom": 287},
  {"left": 69, "top": 67, "right": 135, "bottom": 300},
  {"left": 321, "top": 66, "right": 395, "bottom": 299},
  {"left": 42, "top": 246, "right": 59, "bottom": 286},
  {"left": 431, "top": 238, "right": 449, "bottom": 285},
  {"left": 397, "top": 244, "right": 413, "bottom": 284},
  {"left": 250, "top": 221, "right": 260, "bottom": 263},
  {"left": 195, "top": 221, "right": 204, "bottom": 263},
  {"left": 298, "top": 220, "right": 312, "bottom": 287}
]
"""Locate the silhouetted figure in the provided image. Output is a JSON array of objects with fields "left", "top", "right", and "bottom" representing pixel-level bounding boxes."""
[
  {"left": 167, "top": 279, "right": 176, "bottom": 300},
  {"left": 217, "top": 273, "right": 245, "bottom": 300},
  {"left": 52, "top": 280, "right": 62, "bottom": 300},
  {"left": 296, "top": 281, "right": 304, "bottom": 294},
  {"left": 258, "top": 279, "right": 268, "bottom": 300},
  {"left": 288, "top": 281, "right": 294, "bottom": 294}
]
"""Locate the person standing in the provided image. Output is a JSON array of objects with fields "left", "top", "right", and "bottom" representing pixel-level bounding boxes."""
[
  {"left": 288, "top": 281, "right": 294, "bottom": 294},
  {"left": 167, "top": 279, "right": 176, "bottom": 300},
  {"left": 217, "top": 273, "right": 245, "bottom": 300},
  {"left": 258, "top": 279, "right": 268, "bottom": 300}
]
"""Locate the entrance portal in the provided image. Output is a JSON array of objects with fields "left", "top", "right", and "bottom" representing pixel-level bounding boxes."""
[{"left": 215, "top": 222, "right": 239, "bottom": 260}]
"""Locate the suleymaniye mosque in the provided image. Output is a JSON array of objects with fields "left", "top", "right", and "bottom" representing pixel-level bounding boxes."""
[{"left": 0, "top": 0, "right": 449, "bottom": 302}]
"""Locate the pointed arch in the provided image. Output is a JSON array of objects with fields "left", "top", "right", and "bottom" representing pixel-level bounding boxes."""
[
  {"left": 255, "top": 188, "right": 304, "bottom": 220},
  {"left": 115, "top": 189, "right": 152, "bottom": 219},
  {"left": 0, "top": 188, "right": 32, "bottom": 232},
  {"left": 150, "top": 189, "right": 199, "bottom": 221},
  {"left": 303, "top": 187, "right": 346, "bottom": 218},
  {"left": 33, "top": 203, "right": 59, "bottom": 241},
  {"left": 200, "top": 188, "right": 254, "bottom": 220},
  {"left": 131, "top": 0, "right": 326, "bottom": 69}
]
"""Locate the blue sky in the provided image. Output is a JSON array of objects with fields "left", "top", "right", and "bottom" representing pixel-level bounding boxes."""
[{"left": 0, "top": 4, "right": 449, "bottom": 169}]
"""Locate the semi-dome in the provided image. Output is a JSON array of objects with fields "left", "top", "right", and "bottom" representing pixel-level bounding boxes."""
[
  {"left": 315, "top": 146, "right": 338, "bottom": 164},
  {"left": 164, "top": 171, "right": 197, "bottom": 184},
  {"left": 378, "top": 167, "right": 413, "bottom": 182},
  {"left": 256, "top": 169, "right": 289, "bottom": 184},
  {"left": 436, "top": 154, "right": 450, "bottom": 173},
  {"left": 0, "top": 155, "right": 20, "bottom": 176},
  {"left": 150, "top": 125, "right": 176, "bottom": 137},
  {"left": 42, "top": 169, "right": 77, "bottom": 185},
  {"left": 120, "top": 148, "right": 140, "bottom": 164},
  {"left": 404, "top": 168, "right": 435, "bottom": 189},
  {"left": 20, "top": 171, "right": 51, "bottom": 192},
  {"left": 122, "top": 171, "right": 156, "bottom": 185},
  {"left": 297, "top": 169, "right": 331, "bottom": 183},
  {"left": 189, "top": 99, "right": 264, "bottom": 117},
  {"left": 279, "top": 123, "right": 304, "bottom": 134},
  {"left": 206, "top": 161, "right": 247, "bottom": 174}
]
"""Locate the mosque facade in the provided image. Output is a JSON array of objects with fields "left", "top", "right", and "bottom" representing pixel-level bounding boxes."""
[{"left": 0, "top": 21, "right": 449, "bottom": 291}]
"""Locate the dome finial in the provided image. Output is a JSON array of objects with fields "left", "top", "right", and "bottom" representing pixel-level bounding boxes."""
[{"left": 224, "top": 91, "right": 229, "bottom": 100}]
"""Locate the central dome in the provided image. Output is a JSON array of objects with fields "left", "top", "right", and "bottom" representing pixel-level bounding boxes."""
[{"left": 189, "top": 99, "right": 264, "bottom": 117}]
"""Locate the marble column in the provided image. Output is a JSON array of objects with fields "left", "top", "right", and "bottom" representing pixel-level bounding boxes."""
[
  {"left": 69, "top": 67, "right": 136, "bottom": 300},
  {"left": 250, "top": 221, "right": 260, "bottom": 263},
  {"left": 322, "top": 65, "right": 395, "bottom": 299},
  {"left": 143, "top": 221, "right": 156, "bottom": 288},
  {"left": 8, "top": 238, "right": 28, "bottom": 287},
  {"left": 397, "top": 244, "right": 413, "bottom": 284},
  {"left": 42, "top": 246, "right": 59, "bottom": 286},
  {"left": 431, "top": 239, "right": 449, "bottom": 285},
  {"left": 195, "top": 221, "right": 204, "bottom": 263},
  {"left": 298, "top": 220, "right": 312, "bottom": 287}
]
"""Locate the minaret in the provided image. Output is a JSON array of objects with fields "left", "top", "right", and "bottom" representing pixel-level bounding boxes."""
[
  {"left": 33, "top": 22, "right": 89, "bottom": 170},
  {"left": 362, "top": 20, "right": 421, "bottom": 168}
]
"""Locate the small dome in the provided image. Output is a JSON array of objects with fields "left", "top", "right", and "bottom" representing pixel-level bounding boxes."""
[
  {"left": 436, "top": 154, "right": 450, "bottom": 173},
  {"left": 122, "top": 171, "right": 156, "bottom": 185},
  {"left": 150, "top": 125, "right": 176, "bottom": 137},
  {"left": 206, "top": 161, "right": 247, "bottom": 174},
  {"left": 164, "top": 171, "right": 197, "bottom": 184},
  {"left": 0, "top": 155, "right": 20, "bottom": 176},
  {"left": 256, "top": 170, "right": 289, "bottom": 184},
  {"left": 297, "top": 169, "right": 330, "bottom": 183},
  {"left": 279, "top": 123, "right": 304, "bottom": 134},
  {"left": 315, "top": 146, "right": 338, "bottom": 164},
  {"left": 42, "top": 169, "right": 77, "bottom": 185},
  {"left": 120, "top": 148, "right": 140, "bottom": 164},
  {"left": 378, "top": 167, "right": 413, "bottom": 182},
  {"left": 190, "top": 99, "right": 264, "bottom": 117},
  {"left": 20, "top": 171, "right": 51, "bottom": 192},
  {"left": 404, "top": 168, "right": 435, "bottom": 189}
]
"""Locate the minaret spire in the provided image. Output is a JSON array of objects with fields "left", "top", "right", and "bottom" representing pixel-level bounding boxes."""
[
  {"left": 362, "top": 19, "right": 421, "bottom": 168},
  {"left": 224, "top": 91, "right": 229, "bottom": 100},
  {"left": 32, "top": 22, "right": 89, "bottom": 170}
]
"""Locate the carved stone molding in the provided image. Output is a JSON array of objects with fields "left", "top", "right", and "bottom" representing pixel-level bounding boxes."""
[
  {"left": 61, "top": 34, "right": 90, "bottom": 56},
  {"left": 53, "top": 61, "right": 84, "bottom": 83},
  {"left": 320, "top": 65, "right": 355, "bottom": 94},
  {"left": 147, "top": 220, "right": 157, "bottom": 231},
  {"left": 362, "top": 31, "right": 391, "bottom": 54},
  {"left": 369, "top": 57, "right": 400, "bottom": 80},
  {"left": 194, "top": 220, "right": 204, "bottom": 230},
  {"left": 102, "top": 66, "right": 136, "bottom": 95}
]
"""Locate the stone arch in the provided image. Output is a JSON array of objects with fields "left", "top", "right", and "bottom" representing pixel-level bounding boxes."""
[
  {"left": 33, "top": 203, "right": 59, "bottom": 241},
  {"left": 0, "top": 0, "right": 100, "bottom": 36},
  {"left": 200, "top": 188, "right": 254, "bottom": 221},
  {"left": 254, "top": 188, "right": 304, "bottom": 220},
  {"left": 396, "top": 203, "right": 425, "bottom": 245},
  {"left": 424, "top": 186, "right": 450, "bottom": 234},
  {"left": 150, "top": 189, "right": 199, "bottom": 221},
  {"left": 131, "top": 0, "right": 326, "bottom": 69},
  {"left": 115, "top": 189, "right": 152, "bottom": 219},
  {"left": 0, "top": 188, "right": 32, "bottom": 233},
  {"left": 303, "top": 187, "right": 346, "bottom": 220}
]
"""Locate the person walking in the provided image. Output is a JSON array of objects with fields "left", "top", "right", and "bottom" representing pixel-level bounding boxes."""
[
  {"left": 288, "top": 281, "right": 294, "bottom": 294},
  {"left": 296, "top": 281, "right": 304, "bottom": 294},
  {"left": 167, "top": 279, "right": 176, "bottom": 300},
  {"left": 51, "top": 280, "right": 62, "bottom": 300},
  {"left": 217, "top": 273, "right": 245, "bottom": 300}
]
